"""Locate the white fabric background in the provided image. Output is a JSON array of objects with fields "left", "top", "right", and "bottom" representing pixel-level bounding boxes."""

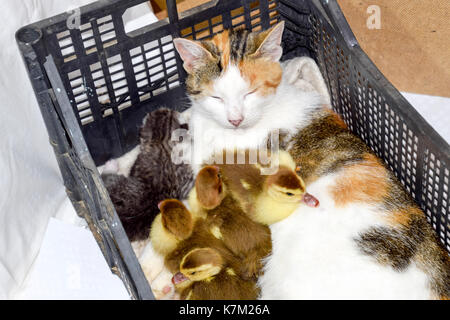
[
  {"left": 0, "top": 0, "right": 101, "bottom": 299},
  {"left": 0, "top": 0, "right": 162, "bottom": 300}
]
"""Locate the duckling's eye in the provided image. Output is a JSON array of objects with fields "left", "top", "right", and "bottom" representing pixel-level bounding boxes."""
[
  {"left": 191, "top": 271, "right": 197, "bottom": 275},
  {"left": 286, "top": 192, "right": 294, "bottom": 196}
]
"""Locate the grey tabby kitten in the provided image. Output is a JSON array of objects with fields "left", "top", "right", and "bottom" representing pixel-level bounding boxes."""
[{"left": 102, "top": 108, "right": 193, "bottom": 241}]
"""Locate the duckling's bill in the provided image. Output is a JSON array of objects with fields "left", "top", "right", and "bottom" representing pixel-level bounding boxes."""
[
  {"left": 172, "top": 272, "right": 189, "bottom": 285},
  {"left": 302, "top": 192, "right": 320, "bottom": 207}
]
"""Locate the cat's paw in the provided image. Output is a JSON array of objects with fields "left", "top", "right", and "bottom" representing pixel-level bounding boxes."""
[
  {"left": 139, "top": 242, "right": 165, "bottom": 282},
  {"left": 151, "top": 268, "right": 176, "bottom": 300},
  {"left": 131, "top": 240, "right": 148, "bottom": 258}
]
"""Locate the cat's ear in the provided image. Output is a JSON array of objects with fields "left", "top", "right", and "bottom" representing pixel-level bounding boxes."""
[
  {"left": 173, "top": 38, "right": 214, "bottom": 73},
  {"left": 252, "top": 21, "right": 285, "bottom": 62}
]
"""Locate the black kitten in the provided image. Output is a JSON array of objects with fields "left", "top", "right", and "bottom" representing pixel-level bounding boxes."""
[{"left": 102, "top": 108, "right": 194, "bottom": 241}]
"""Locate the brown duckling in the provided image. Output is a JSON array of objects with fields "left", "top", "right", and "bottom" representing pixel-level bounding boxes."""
[
  {"left": 156, "top": 199, "right": 260, "bottom": 299},
  {"left": 193, "top": 165, "right": 272, "bottom": 279},
  {"left": 149, "top": 199, "right": 195, "bottom": 257},
  {"left": 171, "top": 247, "right": 259, "bottom": 300}
]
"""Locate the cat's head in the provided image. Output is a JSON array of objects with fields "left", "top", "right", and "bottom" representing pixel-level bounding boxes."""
[{"left": 173, "top": 22, "right": 285, "bottom": 129}]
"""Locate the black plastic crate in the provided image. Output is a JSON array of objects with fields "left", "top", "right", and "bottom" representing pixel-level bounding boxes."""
[{"left": 16, "top": 0, "right": 450, "bottom": 299}]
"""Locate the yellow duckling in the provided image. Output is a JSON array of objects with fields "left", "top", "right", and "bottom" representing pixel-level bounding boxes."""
[
  {"left": 215, "top": 150, "right": 319, "bottom": 225},
  {"left": 149, "top": 199, "right": 194, "bottom": 257}
]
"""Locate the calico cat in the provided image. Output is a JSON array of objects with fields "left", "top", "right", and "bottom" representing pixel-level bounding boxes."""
[
  {"left": 102, "top": 108, "right": 194, "bottom": 241},
  {"left": 173, "top": 22, "right": 450, "bottom": 299}
]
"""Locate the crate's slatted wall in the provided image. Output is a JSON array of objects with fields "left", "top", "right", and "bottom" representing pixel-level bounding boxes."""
[
  {"left": 180, "top": 0, "right": 278, "bottom": 41},
  {"left": 277, "top": 0, "right": 311, "bottom": 60},
  {"left": 301, "top": 2, "right": 450, "bottom": 252},
  {"left": 423, "top": 151, "right": 450, "bottom": 249},
  {"left": 45, "top": 0, "right": 282, "bottom": 164},
  {"left": 47, "top": 8, "right": 187, "bottom": 164}
]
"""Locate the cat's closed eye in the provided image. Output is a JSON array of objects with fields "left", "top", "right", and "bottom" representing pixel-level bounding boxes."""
[
  {"left": 211, "top": 96, "right": 224, "bottom": 102},
  {"left": 244, "top": 88, "right": 259, "bottom": 98}
]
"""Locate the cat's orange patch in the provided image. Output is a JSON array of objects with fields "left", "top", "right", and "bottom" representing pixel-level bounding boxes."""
[
  {"left": 325, "top": 108, "right": 348, "bottom": 129},
  {"left": 239, "top": 59, "right": 282, "bottom": 96},
  {"left": 211, "top": 30, "right": 230, "bottom": 70},
  {"left": 385, "top": 207, "right": 422, "bottom": 227},
  {"left": 330, "top": 153, "right": 388, "bottom": 207}
]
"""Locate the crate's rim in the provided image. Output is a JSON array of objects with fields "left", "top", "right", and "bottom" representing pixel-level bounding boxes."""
[{"left": 15, "top": 0, "right": 173, "bottom": 48}]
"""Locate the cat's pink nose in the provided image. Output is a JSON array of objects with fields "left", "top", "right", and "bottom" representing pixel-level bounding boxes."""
[{"left": 228, "top": 119, "right": 243, "bottom": 127}]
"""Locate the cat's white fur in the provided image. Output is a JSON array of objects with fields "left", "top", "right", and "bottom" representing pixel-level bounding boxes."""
[
  {"left": 98, "top": 145, "right": 141, "bottom": 177},
  {"left": 258, "top": 174, "right": 431, "bottom": 299}
]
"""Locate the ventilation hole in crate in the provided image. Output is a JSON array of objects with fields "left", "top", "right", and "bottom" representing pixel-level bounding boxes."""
[
  {"left": 90, "top": 62, "right": 110, "bottom": 106},
  {"left": 249, "top": 1, "right": 262, "bottom": 31},
  {"left": 353, "top": 67, "right": 370, "bottom": 144},
  {"left": 337, "top": 46, "right": 350, "bottom": 84},
  {"left": 422, "top": 150, "right": 449, "bottom": 248},
  {"left": 122, "top": 2, "right": 155, "bottom": 35},
  {"left": 80, "top": 116, "right": 94, "bottom": 125},
  {"left": 340, "top": 86, "right": 352, "bottom": 131},
  {"left": 181, "top": 27, "right": 193, "bottom": 38},
  {"left": 57, "top": 30, "right": 77, "bottom": 63},
  {"left": 98, "top": 15, "right": 117, "bottom": 48},
  {"left": 182, "top": 15, "right": 223, "bottom": 40},
  {"left": 384, "top": 103, "right": 419, "bottom": 198},
  {"left": 365, "top": 85, "right": 384, "bottom": 158},
  {"left": 68, "top": 69, "right": 93, "bottom": 125},
  {"left": 231, "top": 6, "right": 245, "bottom": 27},
  {"left": 251, "top": 7, "right": 261, "bottom": 31},
  {"left": 355, "top": 86, "right": 368, "bottom": 142},
  {"left": 107, "top": 54, "right": 130, "bottom": 111},
  {"left": 212, "top": 15, "right": 223, "bottom": 34},
  {"left": 130, "top": 36, "right": 180, "bottom": 103},
  {"left": 318, "top": 23, "right": 353, "bottom": 129},
  {"left": 193, "top": 20, "right": 212, "bottom": 40},
  {"left": 268, "top": 0, "right": 279, "bottom": 25},
  {"left": 79, "top": 23, "right": 96, "bottom": 55}
]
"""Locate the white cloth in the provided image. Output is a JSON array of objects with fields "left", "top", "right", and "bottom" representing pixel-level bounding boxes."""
[
  {"left": 14, "top": 218, "right": 129, "bottom": 300},
  {"left": 0, "top": 0, "right": 159, "bottom": 299},
  {"left": 401, "top": 92, "right": 450, "bottom": 144},
  {"left": 0, "top": 0, "right": 98, "bottom": 299}
]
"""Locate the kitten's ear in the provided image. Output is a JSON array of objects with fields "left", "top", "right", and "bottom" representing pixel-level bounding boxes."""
[
  {"left": 173, "top": 38, "right": 213, "bottom": 73},
  {"left": 251, "top": 21, "right": 285, "bottom": 62}
]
